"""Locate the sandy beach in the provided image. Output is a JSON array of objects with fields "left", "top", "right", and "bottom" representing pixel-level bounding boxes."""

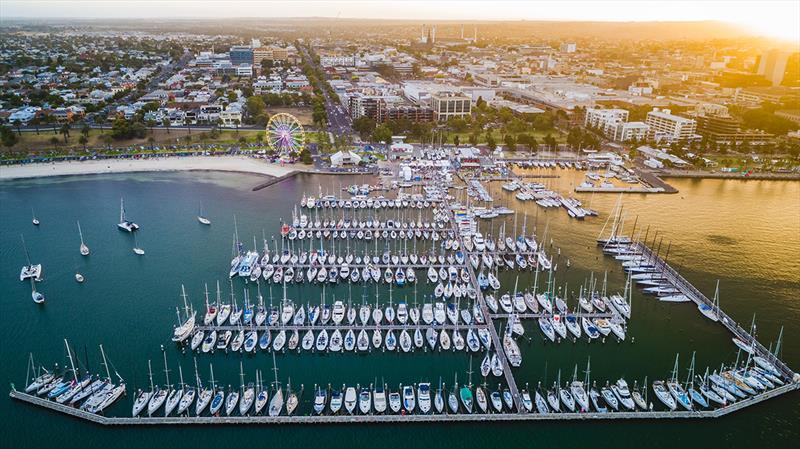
[{"left": 0, "top": 156, "right": 304, "bottom": 180}]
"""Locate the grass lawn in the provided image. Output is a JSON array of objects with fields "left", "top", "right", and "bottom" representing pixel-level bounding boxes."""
[
  {"left": 266, "top": 107, "right": 313, "bottom": 126},
  {"left": 2, "top": 128, "right": 265, "bottom": 157},
  {"left": 447, "top": 128, "right": 566, "bottom": 146}
]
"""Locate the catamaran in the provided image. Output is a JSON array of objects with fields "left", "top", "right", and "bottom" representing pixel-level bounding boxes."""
[
  {"left": 19, "top": 234, "right": 42, "bottom": 282},
  {"left": 117, "top": 198, "right": 139, "bottom": 232}
]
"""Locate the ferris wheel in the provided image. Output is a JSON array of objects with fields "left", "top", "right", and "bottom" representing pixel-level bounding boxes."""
[{"left": 266, "top": 113, "right": 305, "bottom": 155}]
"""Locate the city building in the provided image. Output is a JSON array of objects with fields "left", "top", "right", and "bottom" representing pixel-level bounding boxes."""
[
  {"left": 320, "top": 54, "right": 357, "bottom": 67},
  {"left": 585, "top": 108, "right": 629, "bottom": 129},
  {"left": 229, "top": 46, "right": 254, "bottom": 65},
  {"left": 430, "top": 92, "right": 471, "bottom": 122},
  {"left": 695, "top": 112, "right": 774, "bottom": 145},
  {"left": 637, "top": 145, "right": 690, "bottom": 167},
  {"left": 645, "top": 108, "right": 697, "bottom": 142},
  {"left": 756, "top": 50, "right": 799, "bottom": 86},
  {"left": 560, "top": 43, "right": 577, "bottom": 53},
  {"left": 611, "top": 121, "right": 650, "bottom": 142}
]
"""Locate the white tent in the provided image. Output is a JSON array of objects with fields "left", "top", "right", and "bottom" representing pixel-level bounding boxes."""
[{"left": 330, "top": 150, "right": 362, "bottom": 167}]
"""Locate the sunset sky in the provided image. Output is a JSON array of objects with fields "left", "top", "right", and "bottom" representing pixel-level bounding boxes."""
[{"left": 3, "top": 0, "right": 799, "bottom": 41}]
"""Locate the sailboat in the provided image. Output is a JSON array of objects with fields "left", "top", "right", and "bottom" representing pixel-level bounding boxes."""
[
  {"left": 31, "top": 277, "right": 45, "bottom": 304},
  {"left": 132, "top": 360, "right": 155, "bottom": 416},
  {"left": 19, "top": 234, "right": 42, "bottom": 282},
  {"left": 32, "top": 208, "right": 40, "bottom": 226},
  {"left": 197, "top": 204, "right": 211, "bottom": 225},
  {"left": 132, "top": 233, "right": 145, "bottom": 255},
  {"left": 77, "top": 221, "right": 90, "bottom": 256},
  {"left": 117, "top": 197, "right": 140, "bottom": 232},
  {"left": 698, "top": 280, "right": 720, "bottom": 322},
  {"left": 268, "top": 352, "right": 284, "bottom": 416}
]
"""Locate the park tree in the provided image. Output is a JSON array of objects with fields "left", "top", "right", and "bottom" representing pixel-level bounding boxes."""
[
  {"left": 504, "top": 134, "right": 517, "bottom": 151},
  {"left": 352, "top": 116, "right": 377, "bottom": 141},
  {"left": 79, "top": 135, "right": 89, "bottom": 151},
  {"left": 246, "top": 95, "right": 266, "bottom": 121},
  {"left": 371, "top": 124, "right": 393, "bottom": 144},
  {"left": 0, "top": 125, "right": 18, "bottom": 147},
  {"left": 486, "top": 134, "right": 497, "bottom": 150}
]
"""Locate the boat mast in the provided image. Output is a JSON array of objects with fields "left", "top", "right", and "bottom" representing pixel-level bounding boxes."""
[
  {"left": 239, "top": 360, "right": 245, "bottom": 394},
  {"left": 77, "top": 221, "right": 85, "bottom": 245},
  {"left": 147, "top": 359, "right": 154, "bottom": 392},
  {"left": 162, "top": 347, "right": 171, "bottom": 389},
  {"left": 64, "top": 339, "right": 78, "bottom": 382},
  {"left": 671, "top": 353, "right": 679, "bottom": 383},
  {"left": 209, "top": 363, "right": 216, "bottom": 392},
  {"left": 194, "top": 358, "right": 202, "bottom": 390},
  {"left": 181, "top": 284, "right": 191, "bottom": 319},
  {"left": 100, "top": 344, "right": 111, "bottom": 381},
  {"left": 20, "top": 234, "right": 32, "bottom": 266},
  {"left": 271, "top": 350, "right": 280, "bottom": 390}
]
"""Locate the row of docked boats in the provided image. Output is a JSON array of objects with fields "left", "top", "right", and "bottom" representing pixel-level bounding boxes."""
[
  {"left": 133, "top": 353, "right": 298, "bottom": 418},
  {"left": 189, "top": 325, "right": 496, "bottom": 355},
  {"left": 300, "top": 195, "right": 437, "bottom": 210},
  {"left": 24, "top": 342, "right": 126, "bottom": 415},
  {"left": 312, "top": 379, "right": 514, "bottom": 415},
  {"left": 600, "top": 241, "right": 690, "bottom": 303},
  {"left": 649, "top": 352, "right": 788, "bottom": 411},
  {"left": 513, "top": 160, "right": 585, "bottom": 170}
]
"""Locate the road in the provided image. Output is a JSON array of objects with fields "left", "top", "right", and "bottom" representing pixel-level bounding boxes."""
[
  {"left": 85, "top": 51, "right": 193, "bottom": 124},
  {"left": 298, "top": 45, "right": 353, "bottom": 137}
]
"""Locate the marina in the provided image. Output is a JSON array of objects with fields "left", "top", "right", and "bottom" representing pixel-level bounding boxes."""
[{"left": 2, "top": 168, "right": 797, "bottom": 444}]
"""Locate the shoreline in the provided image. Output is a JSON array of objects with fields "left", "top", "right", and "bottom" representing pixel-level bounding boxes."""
[
  {"left": 658, "top": 170, "right": 800, "bottom": 181},
  {"left": 0, "top": 155, "right": 306, "bottom": 181}
]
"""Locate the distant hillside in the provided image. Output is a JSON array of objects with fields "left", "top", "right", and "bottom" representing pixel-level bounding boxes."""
[{"left": 0, "top": 17, "right": 756, "bottom": 42}]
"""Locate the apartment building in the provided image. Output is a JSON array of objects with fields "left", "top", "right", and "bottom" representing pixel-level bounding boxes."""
[
  {"left": 645, "top": 108, "right": 697, "bottom": 142},
  {"left": 430, "top": 92, "right": 471, "bottom": 122}
]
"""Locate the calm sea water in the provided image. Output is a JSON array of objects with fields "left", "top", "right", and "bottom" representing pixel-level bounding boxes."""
[{"left": 0, "top": 169, "right": 797, "bottom": 449}]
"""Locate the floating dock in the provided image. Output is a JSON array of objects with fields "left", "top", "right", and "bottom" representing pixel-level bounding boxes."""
[{"left": 12, "top": 382, "right": 798, "bottom": 424}]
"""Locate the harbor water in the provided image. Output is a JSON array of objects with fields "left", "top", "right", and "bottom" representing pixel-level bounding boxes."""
[{"left": 0, "top": 169, "right": 797, "bottom": 448}]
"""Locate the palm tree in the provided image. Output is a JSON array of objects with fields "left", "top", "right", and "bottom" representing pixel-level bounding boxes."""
[
  {"left": 147, "top": 136, "right": 156, "bottom": 151},
  {"left": 95, "top": 115, "right": 105, "bottom": 133},
  {"left": 59, "top": 123, "right": 71, "bottom": 143},
  {"left": 30, "top": 116, "right": 41, "bottom": 135},
  {"left": 233, "top": 118, "right": 240, "bottom": 135},
  {"left": 79, "top": 135, "right": 89, "bottom": 151},
  {"left": 162, "top": 117, "right": 171, "bottom": 134}
]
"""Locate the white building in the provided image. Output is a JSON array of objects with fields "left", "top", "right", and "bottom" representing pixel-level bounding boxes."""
[
  {"left": 645, "top": 108, "right": 697, "bottom": 142},
  {"left": 560, "top": 43, "right": 577, "bottom": 53},
  {"left": 320, "top": 54, "right": 357, "bottom": 67},
  {"left": 235, "top": 64, "right": 253, "bottom": 77},
  {"left": 330, "top": 150, "right": 362, "bottom": 167},
  {"left": 637, "top": 145, "right": 690, "bottom": 167},
  {"left": 585, "top": 108, "right": 629, "bottom": 129},
  {"left": 612, "top": 121, "right": 649, "bottom": 142}
]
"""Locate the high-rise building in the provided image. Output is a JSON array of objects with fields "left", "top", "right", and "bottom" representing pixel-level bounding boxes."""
[
  {"left": 560, "top": 43, "right": 577, "bottom": 53},
  {"left": 229, "top": 46, "right": 254, "bottom": 65},
  {"left": 645, "top": 108, "right": 697, "bottom": 142},
  {"left": 756, "top": 50, "right": 799, "bottom": 86}
]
